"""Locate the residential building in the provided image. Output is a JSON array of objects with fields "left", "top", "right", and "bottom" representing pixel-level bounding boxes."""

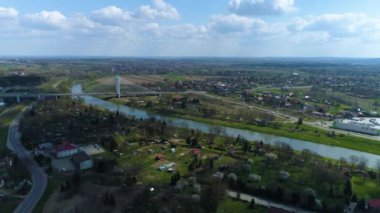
[
  {"left": 56, "top": 143, "right": 79, "bottom": 158},
  {"left": 71, "top": 151, "right": 93, "bottom": 170}
]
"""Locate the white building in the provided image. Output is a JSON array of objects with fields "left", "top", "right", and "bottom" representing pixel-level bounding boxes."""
[
  {"left": 334, "top": 117, "right": 380, "bottom": 135},
  {"left": 71, "top": 151, "right": 93, "bottom": 170}
]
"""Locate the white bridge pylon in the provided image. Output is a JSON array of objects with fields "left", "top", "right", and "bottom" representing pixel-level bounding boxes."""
[
  {"left": 115, "top": 75, "right": 121, "bottom": 98},
  {"left": 114, "top": 75, "right": 157, "bottom": 98}
]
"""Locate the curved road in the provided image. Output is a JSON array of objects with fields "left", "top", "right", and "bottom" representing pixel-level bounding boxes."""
[{"left": 6, "top": 105, "right": 47, "bottom": 213}]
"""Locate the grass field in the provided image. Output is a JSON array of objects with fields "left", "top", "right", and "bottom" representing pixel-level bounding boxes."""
[
  {"left": 217, "top": 198, "right": 266, "bottom": 213},
  {"left": 352, "top": 176, "right": 380, "bottom": 198}
]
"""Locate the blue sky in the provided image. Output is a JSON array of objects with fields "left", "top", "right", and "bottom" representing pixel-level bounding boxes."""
[{"left": 0, "top": 0, "right": 380, "bottom": 57}]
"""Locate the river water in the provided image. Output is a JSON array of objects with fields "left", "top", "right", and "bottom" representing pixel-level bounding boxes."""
[{"left": 72, "top": 85, "right": 380, "bottom": 168}]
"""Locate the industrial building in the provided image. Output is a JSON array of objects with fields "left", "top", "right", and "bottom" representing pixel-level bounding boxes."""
[{"left": 333, "top": 117, "right": 380, "bottom": 135}]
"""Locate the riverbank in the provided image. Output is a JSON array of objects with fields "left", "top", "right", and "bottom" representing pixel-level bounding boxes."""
[{"left": 109, "top": 98, "right": 380, "bottom": 156}]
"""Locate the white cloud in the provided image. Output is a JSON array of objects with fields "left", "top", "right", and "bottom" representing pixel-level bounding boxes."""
[
  {"left": 3, "top": 1, "right": 380, "bottom": 57},
  {"left": 23, "top": 10, "right": 68, "bottom": 30},
  {"left": 209, "top": 14, "right": 259, "bottom": 33},
  {"left": 228, "top": 0, "right": 297, "bottom": 16},
  {"left": 0, "top": 7, "right": 18, "bottom": 19},
  {"left": 91, "top": 6, "right": 131, "bottom": 26},
  {"left": 135, "top": 0, "right": 180, "bottom": 20},
  {"left": 209, "top": 14, "right": 281, "bottom": 35},
  {"left": 288, "top": 13, "right": 380, "bottom": 38}
]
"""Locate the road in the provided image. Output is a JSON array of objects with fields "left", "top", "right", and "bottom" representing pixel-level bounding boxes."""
[
  {"left": 191, "top": 91, "right": 298, "bottom": 122},
  {"left": 227, "top": 190, "right": 312, "bottom": 213},
  {"left": 6, "top": 105, "right": 47, "bottom": 213}
]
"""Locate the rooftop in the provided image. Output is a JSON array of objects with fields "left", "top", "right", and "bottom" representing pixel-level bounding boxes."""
[
  {"left": 72, "top": 151, "right": 91, "bottom": 164},
  {"left": 369, "top": 199, "right": 380, "bottom": 208},
  {"left": 56, "top": 143, "right": 77, "bottom": 152},
  {"left": 336, "top": 117, "right": 380, "bottom": 129}
]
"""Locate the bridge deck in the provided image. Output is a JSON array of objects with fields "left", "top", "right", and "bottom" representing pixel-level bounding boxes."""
[{"left": 0, "top": 92, "right": 160, "bottom": 98}]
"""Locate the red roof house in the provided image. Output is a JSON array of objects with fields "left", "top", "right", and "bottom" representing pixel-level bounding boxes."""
[
  {"left": 369, "top": 199, "right": 380, "bottom": 209},
  {"left": 56, "top": 143, "right": 79, "bottom": 158}
]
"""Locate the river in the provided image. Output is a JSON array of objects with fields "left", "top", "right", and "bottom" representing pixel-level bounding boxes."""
[{"left": 72, "top": 85, "right": 380, "bottom": 168}]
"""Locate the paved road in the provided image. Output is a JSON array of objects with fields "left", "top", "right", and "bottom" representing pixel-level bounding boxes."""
[
  {"left": 227, "top": 190, "right": 312, "bottom": 213},
  {"left": 6, "top": 105, "right": 47, "bottom": 213}
]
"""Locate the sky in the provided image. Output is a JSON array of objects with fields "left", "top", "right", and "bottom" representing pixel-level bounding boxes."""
[{"left": 0, "top": 0, "right": 380, "bottom": 57}]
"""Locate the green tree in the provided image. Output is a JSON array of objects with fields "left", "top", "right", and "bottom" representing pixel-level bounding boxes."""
[
  {"left": 344, "top": 179, "right": 353, "bottom": 197},
  {"left": 298, "top": 117, "right": 303, "bottom": 125}
]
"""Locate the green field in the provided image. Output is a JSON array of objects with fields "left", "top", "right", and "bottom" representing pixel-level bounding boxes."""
[{"left": 217, "top": 198, "right": 266, "bottom": 213}]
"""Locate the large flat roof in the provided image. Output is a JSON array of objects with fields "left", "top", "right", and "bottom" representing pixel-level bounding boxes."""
[{"left": 336, "top": 117, "right": 380, "bottom": 129}]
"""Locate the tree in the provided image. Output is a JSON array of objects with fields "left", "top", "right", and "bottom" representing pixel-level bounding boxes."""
[
  {"left": 357, "top": 157, "right": 368, "bottom": 171},
  {"left": 109, "top": 194, "right": 116, "bottom": 206},
  {"left": 71, "top": 170, "right": 81, "bottom": 186},
  {"left": 201, "top": 182, "right": 226, "bottom": 212},
  {"left": 357, "top": 198, "right": 365, "bottom": 211},
  {"left": 344, "top": 179, "right": 353, "bottom": 197},
  {"left": 250, "top": 198, "right": 256, "bottom": 209},
  {"left": 243, "top": 140, "right": 250, "bottom": 153},
  {"left": 377, "top": 159, "right": 380, "bottom": 181},
  {"left": 352, "top": 193, "right": 357, "bottom": 203},
  {"left": 305, "top": 194, "right": 316, "bottom": 210},
  {"left": 276, "top": 187, "right": 284, "bottom": 201},
  {"left": 298, "top": 117, "right": 303, "bottom": 125}
]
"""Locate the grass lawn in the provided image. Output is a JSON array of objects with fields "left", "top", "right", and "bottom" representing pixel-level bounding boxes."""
[
  {"left": 352, "top": 176, "right": 380, "bottom": 199},
  {"left": 0, "top": 199, "right": 20, "bottom": 213},
  {"left": 218, "top": 198, "right": 266, "bottom": 213}
]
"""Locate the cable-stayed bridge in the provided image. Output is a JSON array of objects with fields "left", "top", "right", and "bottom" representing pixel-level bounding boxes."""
[{"left": 0, "top": 75, "right": 160, "bottom": 102}]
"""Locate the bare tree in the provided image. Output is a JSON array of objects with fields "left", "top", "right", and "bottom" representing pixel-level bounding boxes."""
[
  {"left": 349, "top": 155, "right": 359, "bottom": 168},
  {"left": 376, "top": 160, "right": 380, "bottom": 181},
  {"left": 357, "top": 157, "right": 368, "bottom": 171}
]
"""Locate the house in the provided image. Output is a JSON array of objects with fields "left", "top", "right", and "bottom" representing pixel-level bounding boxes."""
[
  {"left": 71, "top": 152, "right": 93, "bottom": 170},
  {"left": 212, "top": 172, "right": 224, "bottom": 179},
  {"left": 369, "top": 199, "right": 380, "bottom": 210},
  {"left": 158, "top": 162, "right": 176, "bottom": 171},
  {"left": 56, "top": 143, "right": 79, "bottom": 158},
  {"left": 38, "top": 143, "right": 53, "bottom": 150}
]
